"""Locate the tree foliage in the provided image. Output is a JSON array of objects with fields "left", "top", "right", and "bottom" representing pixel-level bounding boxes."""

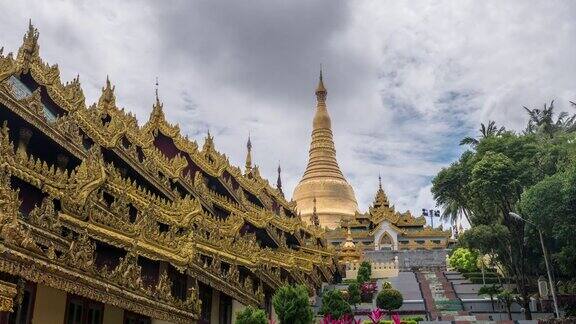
[
  {"left": 431, "top": 100, "right": 576, "bottom": 320},
  {"left": 357, "top": 261, "right": 372, "bottom": 284},
  {"left": 235, "top": 306, "right": 268, "bottom": 324},
  {"left": 319, "top": 289, "right": 352, "bottom": 320},
  {"left": 449, "top": 248, "right": 479, "bottom": 272},
  {"left": 478, "top": 284, "right": 502, "bottom": 311},
  {"left": 272, "top": 285, "right": 313, "bottom": 324},
  {"left": 376, "top": 288, "right": 403, "bottom": 313},
  {"left": 347, "top": 281, "right": 361, "bottom": 309}
]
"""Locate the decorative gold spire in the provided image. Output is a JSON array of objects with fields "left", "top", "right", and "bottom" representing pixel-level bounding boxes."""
[
  {"left": 97, "top": 76, "right": 116, "bottom": 110},
  {"left": 373, "top": 175, "right": 390, "bottom": 209},
  {"left": 245, "top": 134, "right": 252, "bottom": 173},
  {"left": 292, "top": 69, "right": 358, "bottom": 229},
  {"left": 16, "top": 20, "right": 40, "bottom": 72},
  {"left": 315, "top": 67, "right": 327, "bottom": 103},
  {"left": 276, "top": 163, "right": 284, "bottom": 196}
]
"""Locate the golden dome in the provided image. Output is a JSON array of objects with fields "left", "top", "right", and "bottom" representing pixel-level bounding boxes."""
[{"left": 292, "top": 70, "right": 358, "bottom": 229}]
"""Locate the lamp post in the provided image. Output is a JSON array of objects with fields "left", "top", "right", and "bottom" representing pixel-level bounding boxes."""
[
  {"left": 509, "top": 212, "right": 559, "bottom": 318},
  {"left": 422, "top": 209, "right": 440, "bottom": 228}
]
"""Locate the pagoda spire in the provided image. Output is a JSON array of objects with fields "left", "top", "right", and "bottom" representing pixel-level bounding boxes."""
[
  {"left": 245, "top": 134, "right": 252, "bottom": 173},
  {"left": 301, "top": 68, "right": 346, "bottom": 181},
  {"left": 276, "top": 163, "right": 284, "bottom": 196},
  {"left": 292, "top": 68, "right": 359, "bottom": 229}
]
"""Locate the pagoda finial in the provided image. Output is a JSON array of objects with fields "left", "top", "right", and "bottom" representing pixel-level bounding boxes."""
[
  {"left": 152, "top": 77, "right": 163, "bottom": 114},
  {"left": 276, "top": 163, "right": 284, "bottom": 196},
  {"left": 245, "top": 134, "right": 252, "bottom": 173},
  {"left": 315, "top": 65, "right": 327, "bottom": 103},
  {"left": 155, "top": 77, "right": 159, "bottom": 101},
  {"left": 378, "top": 174, "right": 383, "bottom": 190}
]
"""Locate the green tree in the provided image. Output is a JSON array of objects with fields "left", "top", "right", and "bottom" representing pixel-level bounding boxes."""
[
  {"left": 478, "top": 284, "right": 502, "bottom": 312},
  {"left": 449, "top": 248, "right": 479, "bottom": 272},
  {"left": 347, "top": 281, "right": 361, "bottom": 310},
  {"left": 272, "top": 285, "right": 313, "bottom": 324},
  {"left": 433, "top": 102, "right": 576, "bottom": 320},
  {"left": 357, "top": 261, "right": 372, "bottom": 283},
  {"left": 319, "top": 289, "right": 352, "bottom": 319},
  {"left": 235, "top": 306, "right": 267, "bottom": 324},
  {"left": 460, "top": 120, "right": 506, "bottom": 147},
  {"left": 432, "top": 151, "right": 475, "bottom": 225},
  {"left": 497, "top": 289, "right": 517, "bottom": 320},
  {"left": 376, "top": 289, "right": 403, "bottom": 317},
  {"left": 519, "top": 167, "right": 576, "bottom": 278}
]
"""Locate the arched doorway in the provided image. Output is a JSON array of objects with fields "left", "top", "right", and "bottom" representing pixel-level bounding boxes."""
[{"left": 379, "top": 232, "right": 394, "bottom": 250}]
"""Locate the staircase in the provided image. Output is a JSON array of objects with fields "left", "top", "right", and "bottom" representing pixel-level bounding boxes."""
[{"left": 416, "top": 270, "right": 471, "bottom": 321}]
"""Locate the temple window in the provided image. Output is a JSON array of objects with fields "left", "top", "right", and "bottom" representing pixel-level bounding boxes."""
[
  {"left": 128, "top": 203, "right": 138, "bottom": 223},
  {"left": 138, "top": 257, "right": 160, "bottom": 288},
  {"left": 416, "top": 240, "right": 425, "bottom": 245},
  {"left": 64, "top": 294, "right": 104, "bottom": 324},
  {"left": 11, "top": 176, "right": 46, "bottom": 217},
  {"left": 157, "top": 222, "right": 169, "bottom": 233},
  {"left": 168, "top": 265, "right": 187, "bottom": 301},
  {"left": 94, "top": 241, "right": 126, "bottom": 270}
]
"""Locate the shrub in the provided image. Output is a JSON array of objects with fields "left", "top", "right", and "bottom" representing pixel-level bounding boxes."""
[
  {"left": 347, "top": 281, "right": 361, "bottom": 309},
  {"left": 376, "top": 289, "right": 403, "bottom": 314},
  {"left": 449, "top": 248, "right": 479, "bottom": 272},
  {"left": 319, "top": 289, "right": 352, "bottom": 319},
  {"left": 272, "top": 284, "right": 313, "bottom": 324},
  {"left": 235, "top": 306, "right": 267, "bottom": 324},
  {"left": 357, "top": 261, "right": 372, "bottom": 283}
]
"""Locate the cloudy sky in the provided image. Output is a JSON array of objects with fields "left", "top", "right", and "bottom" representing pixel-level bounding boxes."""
[{"left": 1, "top": 1, "right": 575, "bottom": 227}]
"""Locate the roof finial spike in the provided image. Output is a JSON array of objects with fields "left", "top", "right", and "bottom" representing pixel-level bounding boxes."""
[
  {"left": 245, "top": 133, "right": 253, "bottom": 173},
  {"left": 378, "top": 174, "right": 382, "bottom": 190},
  {"left": 155, "top": 77, "right": 159, "bottom": 101},
  {"left": 315, "top": 65, "right": 327, "bottom": 102},
  {"left": 277, "top": 162, "right": 284, "bottom": 196}
]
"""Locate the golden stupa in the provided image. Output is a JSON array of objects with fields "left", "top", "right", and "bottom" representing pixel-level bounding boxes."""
[{"left": 292, "top": 70, "right": 358, "bottom": 229}]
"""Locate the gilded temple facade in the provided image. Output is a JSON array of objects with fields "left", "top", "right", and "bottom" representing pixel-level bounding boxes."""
[
  {"left": 0, "top": 23, "right": 337, "bottom": 324},
  {"left": 326, "top": 177, "right": 451, "bottom": 258}
]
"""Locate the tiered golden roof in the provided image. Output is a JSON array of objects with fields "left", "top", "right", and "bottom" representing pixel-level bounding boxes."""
[
  {"left": 0, "top": 23, "right": 336, "bottom": 323},
  {"left": 292, "top": 70, "right": 358, "bottom": 229}
]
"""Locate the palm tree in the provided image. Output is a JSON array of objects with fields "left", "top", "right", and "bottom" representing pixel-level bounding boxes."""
[
  {"left": 524, "top": 100, "right": 576, "bottom": 136},
  {"left": 460, "top": 121, "right": 506, "bottom": 146}
]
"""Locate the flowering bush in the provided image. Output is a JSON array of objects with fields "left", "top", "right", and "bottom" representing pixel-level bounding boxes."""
[
  {"left": 321, "top": 314, "right": 361, "bottom": 324},
  {"left": 361, "top": 282, "right": 378, "bottom": 302}
]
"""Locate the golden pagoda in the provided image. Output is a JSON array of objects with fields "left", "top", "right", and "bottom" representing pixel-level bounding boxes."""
[{"left": 292, "top": 71, "right": 358, "bottom": 229}]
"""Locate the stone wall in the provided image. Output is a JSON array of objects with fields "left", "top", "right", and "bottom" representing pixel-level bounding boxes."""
[{"left": 364, "top": 249, "right": 448, "bottom": 270}]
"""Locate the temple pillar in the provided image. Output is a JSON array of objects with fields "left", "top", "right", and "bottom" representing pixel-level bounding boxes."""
[
  {"left": 210, "top": 290, "right": 220, "bottom": 324},
  {"left": 231, "top": 299, "right": 246, "bottom": 324},
  {"left": 32, "top": 284, "right": 66, "bottom": 324},
  {"left": 16, "top": 127, "right": 32, "bottom": 157}
]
